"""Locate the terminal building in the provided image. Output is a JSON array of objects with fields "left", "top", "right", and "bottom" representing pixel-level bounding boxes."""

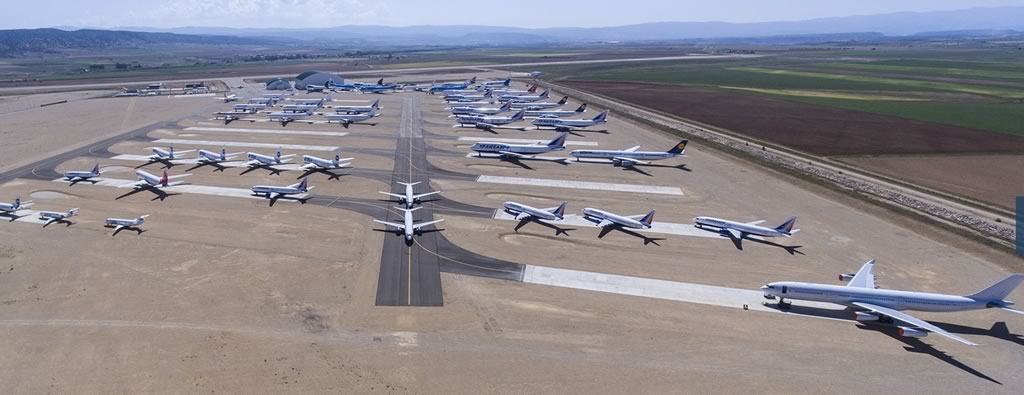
[
  {"left": 294, "top": 71, "right": 344, "bottom": 90},
  {"left": 264, "top": 78, "right": 292, "bottom": 90}
]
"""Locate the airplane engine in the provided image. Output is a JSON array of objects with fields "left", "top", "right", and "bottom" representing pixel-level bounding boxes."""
[
  {"left": 897, "top": 326, "right": 928, "bottom": 338},
  {"left": 852, "top": 311, "right": 880, "bottom": 322},
  {"left": 838, "top": 273, "right": 856, "bottom": 281}
]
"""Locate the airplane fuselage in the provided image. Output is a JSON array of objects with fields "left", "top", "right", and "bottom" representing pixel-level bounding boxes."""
[
  {"left": 247, "top": 153, "right": 284, "bottom": 165},
  {"left": 503, "top": 202, "right": 559, "bottom": 221},
  {"left": 761, "top": 282, "right": 989, "bottom": 313},
  {"left": 251, "top": 185, "right": 304, "bottom": 197},
  {"left": 533, "top": 117, "right": 603, "bottom": 128},
  {"left": 570, "top": 149, "right": 676, "bottom": 162},
  {"left": 581, "top": 208, "right": 649, "bottom": 229},
  {"left": 694, "top": 216, "right": 788, "bottom": 238},
  {"left": 302, "top": 155, "right": 347, "bottom": 169},
  {"left": 470, "top": 142, "right": 560, "bottom": 156},
  {"left": 64, "top": 170, "right": 99, "bottom": 180}
]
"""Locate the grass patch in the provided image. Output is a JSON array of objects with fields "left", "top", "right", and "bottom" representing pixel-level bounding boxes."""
[
  {"left": 734, "top": 67, "right": 1024, "bottom": 99},
  {"left": 812, "top": 61, "right": 1024, "bottom": 82}
]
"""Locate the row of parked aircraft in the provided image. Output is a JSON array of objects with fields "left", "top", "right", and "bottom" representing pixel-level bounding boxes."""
[
  {"left": 0, "top": 196, "right": 149, "bottom": 235},
  {"left": 217, "top": 95, "right": 382, "bottom": 126}
]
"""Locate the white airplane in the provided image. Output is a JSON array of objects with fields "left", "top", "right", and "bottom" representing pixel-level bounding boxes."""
[
  {"left": 694, "top": 215, "right": 799, "bottom": 241},
  {"left": 493, "top": 84, "right": 539, "bottom": 96},
  {"left": 444, "top": 100, "right": 496, "bottom": 108},
  {"left": 510, "top": 96, "right": 568, "bottom": 110},
  {"left": 582, "top": 207, "right": 655, "bottom": 230},
  {"left": 146, "top": 146, "right": 194, "bottom": 164},
  {"left": 266, "top": 110, "right": 313, "bottom": 124},
  {"left": 499, "top": 89, "right": 549, "bottom": 102},
  {"left": 373, "top": 207, "right": 444, "bottom": 242},
  {"left": 214, "top": 110, "right": 254, "bottom": 122},
  {"left": 105, "top": 214, "right": 149, "bottom": 235},
  {"left": 532, "top": 110, "right": 609, "bottom": 131},
  {"left": 570, "top": 139, "right": 688, "bottom": 167},
  {"left": 244, "top": 149, "right": 295, "bottom": 168},
  {"left": 379, "top": 181, "right": 440, "bottom": 209},
  {"left": 288, "top": 95, "right": 331, "bottom": 106},
  {"left": 222, "top": 94, "right": 238, "bottom": 103},
  {"left": 503, "top": 201, "right": 567, "bottom": 221},
  {"left": 449, "top": 101, "right": 511, "bottom": 116},
  {"left": 481, "top": 78, "right": 512, "bottom": 87},
  {"left": 526, "top": 103, "right": 587, "bottom": 118},
  {"left": 762, "top": 260, "right": 1024, "bottom": 346},
  {"left": 63, "top": 163, "right": 101, "bottom": 183},
  {"left": 196, "top": 147, "right": 243, "bottom": 164},
  {"left": 251, "top": 178, "right": 313, "bottom": 201},
  {"left": 120, "top": 169, "right": 192, "bottom": 190},
  {"left": 455, "top": 108, "right": 525, "bottom": 128},
  {"left": 0, "top": 196, "right": 33, "bottom": 214},
  {"left": 38, "top": 208, "right": 78, "bottom": 227},
  {"left": 444, "top": 89, "right": 492, "bottom": 102},
  {"left": 233, "top": 103, "right": 268, "bottom": 111},
  {"left": 324, "top": 107, "right": 380, "bottom": 127},
  {"left": 334, "top": 99, "right": 380, "bottom": 114},
  {"left": 281, "top": 104, "right": 320, "bottom": 113},
  {"left": 301, "top": 151, "right": 353, "bottom": 170},
  {"left": 470, "top": 132, "right": 568, "bottom": 159}
]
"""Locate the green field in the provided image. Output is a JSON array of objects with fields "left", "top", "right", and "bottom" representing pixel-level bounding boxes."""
[{"left": 811, "top": 61, "right": 1024, "bottom": 82}]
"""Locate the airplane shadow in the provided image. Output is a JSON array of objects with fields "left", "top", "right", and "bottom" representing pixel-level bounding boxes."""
[
  {"left": 857, "top": 325, "right": 1001, "bottom": 385},
  {"left": 68, "top": 179, "right": 100, "bottom": 187},
  {"left": 115, "top": 187, "right": 179, "bottom": 201},
  {"left": 596, "top": 224, "right": 664, "bottom": 246},
  {"left": 186, "top": 162, "right": 227, "bottom": 173},
  {"left": 240, "top": 165, "right": 284, "bottom": 176},
  {"left": 695, "top": 226, "right": 804, "bottom": 255},
  {"left": 1, "top": 213, "right": 25, "bottom": 222},
  {"left": 297, "top": 169, "right": 348, "bottom": 180},
  {"left": 110, "top": 226, "right": 146, "bottom": 237},
  {"left": 42, "top": 219, "right": 74, "bottom": 228},
  {"left": 264, "top": 195, "right": 311, "bottom": 207},
  {"left": 513, "top": 217, "right": 574, "bottom": 236},
  {"left": 135, "top": 160, "right": 175, "bottom": 170}
]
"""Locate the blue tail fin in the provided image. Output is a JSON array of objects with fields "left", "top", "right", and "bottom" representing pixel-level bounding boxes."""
[
  {"left": 592, "top": 110, "right": 609, "bottom": 123},
  {"left": 558, "top": 96, "right": 568, "bottom": 105},
  {"left": 640, "top": 209, "right": 656, "bottom": 226},
  {"left": 774, "top": 217, "right": 797, "bottom": 234},
  {"left": 667, "top": 139, "right": 688, "bottom": 154},
  {"left": 552, "top": 202, "right": 568, "bottom": 219},
  {"left": 91, "top": 163, "right": 100, "bottom": 175},
  {"left": 547, "top": 133, "right": 568, "bottom": 149},
  {"left": 575, "top": 103, "right": 587, "bottom": 113}
]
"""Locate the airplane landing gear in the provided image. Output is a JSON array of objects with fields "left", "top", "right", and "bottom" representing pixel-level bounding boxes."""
[{"left": 777, "top": 298, "right": 791, "bottom": 310}]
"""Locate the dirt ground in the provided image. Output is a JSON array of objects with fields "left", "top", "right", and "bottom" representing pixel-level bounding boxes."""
[
  {"left": 563, "top": 80, "right": 1024, "bottom": 156},
  {"left": 839, "top": 154, "right": 1024, "bottom": 210}
]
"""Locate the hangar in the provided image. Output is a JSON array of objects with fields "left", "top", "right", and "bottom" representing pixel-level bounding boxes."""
[
  {"left": 265, "top": 78, "right": 292, "bottom": 90},
  {"left": 295, "top": 71, "right": 344, "bottom": 90}
]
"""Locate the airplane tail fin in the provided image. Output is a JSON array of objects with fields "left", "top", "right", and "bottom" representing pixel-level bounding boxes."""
[
  {"left": 575, "top": 103, "right": 587, "bottom": 113},
  {"left": 540, "top": 89, "right": 550, "bottom": 98},
  {"left": 293, "top": 178, "right": 310, "bottom": 192},
  {"left": 593, "top": 110, "right": 609, "bottom": 123},
  {"left": 774, "top": 216, "right": 798, "bottom": 235},
  {"left": 528, "top": 84, "right": 537, "bottom": 93},
  {"left": 558, "top": 96, "right": 568, "bottom": 105},
  {"left": 160, "top": 170, "right": 169, "bottom": 186},
  {"left": 639, "top": 209, "right": 656, "bottom": 227},
  {"left": 470, "top": 76, "right": 477, "bottom": 84},
  {"left": 398, "top": 206, "right": 422, "bottom": 213},
  {"left": 501, "top": 101, "right": 512, "bottom": 111},
  {"left": 91, "top": 163, "right": 101, "bottom": 175},
  {"left": 503, "top": 78, "right": 511, "bottom": 86},
  {"left": 372, "top": 99, "right": 380, "bottom": 109},
  {"left": 512, "top": 109, "right": 525, "bottom": 121},
  {"left": 967, "top": 274, "right": 1024, "bottom": 301},
  {"left": 376, "top": 78, "right": 384, "bottom": 85},
  {"left": 667, "top": 139, "right": 689, "bottom": 155},
  {"left": 547, "top": 132, "right": 568, "bottom": 149},
  {"left": 552, "top": 202, "right": 568, "bottom": 219}
]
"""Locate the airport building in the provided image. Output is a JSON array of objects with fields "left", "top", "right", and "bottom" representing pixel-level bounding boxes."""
[
  {"left": 264, "top": 78, "right": 292, "bottom": 90},
  {"left": 294, "top": 71, "right": 344, "bottom": 90}
]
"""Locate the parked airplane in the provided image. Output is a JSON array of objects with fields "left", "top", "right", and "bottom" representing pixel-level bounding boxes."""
[
  {"left": 526, "top": 103, "right": 587, "bottom": 118},
  {"left": 373, "top": 207, "right": 444, "bottom": 242},
  {"left": 266, "top": 109, "right": 313, "bottom": 124},
  {"left": 215, "top": 110, "right": 255, "bottom": 122},
  {"left": 493, "top": 83, "right": 539, "bottom": 96},
  {"left": 334, "top": 99, "right": 379, "bottom": 114},
  {"left": 449, "top": 101, "right": 512, "bottom": 116},
  {"left": 455, "top": 108, "right": 525, "bottom": 128},
  {"left": 762, "top": 259, "right": 1024, "bottom": 346},
  {"left": 444, "top": 89, "right": 491, "bottom": 102},
  {"left": 63, "top": 164, "right": 102, "bottom": 183},
  {"left": 694, "top": 215, "right": 799, "bottom": 241},
  {"left": 145, "top": 146, "right": 194, "bottom": 165},
  {"left": 481, "top": 78, "right": 512, "bottom": 87},
  {"left": 470, "top": 132, "right": 568, "bottom": 159},
  {"left": 301, "top": 151, "right": 353, "bottom": 170},
  {"left": 281, "top": 104, "right": 321, "bottom": 113},
  {"left": 533, "top": 110, "right": 609, "bottom": 131},
  {"left": 105, "top": 214, "right": 149, "bottom": 235},
  {"left": 570, "top": 139, "right": 687, "bottom": 167},
  {"left": 510, "top": 96, "right": 568, "bottom": 110},
  {"left": 324, "top": 107, "right": 380, "bottom": 127},
  {"left": 356, "top": 79, "right": 399, "bottom": 94},
  {"left": 0, "top": 196, "right": 33, "bottom": 214},
  {"left": 582, "top": 207, "right": 655, "bottom": 230},
  {"left": 503, "top": 201, "right": 567, "bottom": 221},
  {"left": 429, "top": 78, "right": 475, "bottom": 92},
  {"left": 244, "top": 149, "right": 294, "bottom": 168},
  {"left": 120, "top": 169, "right": 192, "bottom": 190},
  {"left": 233, "top": 103, "right": 268, "bottom": 111},
  {"left": 222, "top": 94, "right": 238, "bottom": 103},
  {"left": 288, "top": 96, "right": 331, "bottom": 106},
  {"left": 445, "top": 99, "right": 496, "bottom": 108},
  {"left": 251, "top": 178, "right": 313, "bottom": 201},
  {"left": 38, "top": 208, "right": 78, "bottom": 227},
  {"left": 196, "top": 147, "right": 243, "bottom": 164},
  {"left": 499, "top": 89, "right": 549, "bottom": 102},
  {"left": 379, "top": 181, "right": 440, "bottom": 209}
]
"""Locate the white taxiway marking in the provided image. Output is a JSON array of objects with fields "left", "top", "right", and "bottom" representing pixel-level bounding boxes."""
[
  {"left": 477, "top": 175, "right": 683, "bottom": 196},
  {"left": 184, "top": 127, "right": 349, "bottom": 137},
  {"left": 152, "top": 139, "right": 339, "bottom": 152},
  {"left": 492, "top": 211, "right": 758, "bottom": 239},
  {"left": 52, "top": 178, "right": 307, "bottom": 201},
  {"left": 456, "top": 137, "right": 597, "bottom": 146},
  {"left": 522, "top": 265, "right": 843, "bottom": 319}
]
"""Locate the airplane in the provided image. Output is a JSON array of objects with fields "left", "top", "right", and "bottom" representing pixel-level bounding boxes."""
[
  {"left": 214, "top": 110, "right": 255, "bottom": 122},
  {"left": 120, "top": 169, "right": 192, "bottom": 190},
  {"left": 526, "top": 103, "right": 587, "bottom": 118},
  {"left": 251, "top": 178, "right": 314, "bottom": 202},
  {"left": 443, "top": 99, "right": 496, "bottom": 108},
  {"left": 356, "top": 79, "right": 399, "bottom": 94},
  {"left": 196, "top": 147, "right": 243, "bottom": 165},
  {"left": 761, "top": 259, "right": 1024, "bottom": 346},
  {"left": 243, "top": 149, "right": 295, "bottom": 169},
  {"left": 145, "top": 146, "right": 194, "bottom": 165},
  {"left": 481, "top": 78, "right": 512, "bottom": 87},
  {"left": 455, "top": 108, "right": 525, "bottom": 128},
  {"left": 532, "top": 110, "right": 609, "bottom": 131},
  {"left": 233, "top": 103, "right": 268, "bottom": 112},
  {"left": 570, "top": 139, "right": 688, "bottom": 167},
  {"left": 248, "top": 97, "right": 276, "bottom": 105},
  {"left": 266, "top": 109, "right": 314, "bottom": 125},
  {"left": 306, "top": 82, "right": 333, "bottom": 93},
  {"left": 105, "top": 214, "right": 149, "bottom": 235},
  {"left": 324, "top": 107, "right": 380, "bottom": 127},
  {"left": 373, "top": 207, "right": 444, "bottom": 242},
  {"left": 301, "top": 151, "right": 353, "bottom": 170},
  {"left": 222, "top": 94, "right": 238, "bottom": 103},
  {"left": 499, "top": 89, "right": 549, "bottom": 102},
  {"left": 63, "top": 163, "right": 102, "bottom": 183},
  {"left": 503, "top": 201, "right": 567, "bottom": 222},
  {"left": 379, "top": 181, "right": 440, "bottom": 209},
  {"left": 334, "top": 99, "right": 380, "bottom": 114},
  {"left": 444, "top": 89, "right": 492, "bottom": 102},
  {"left": 37, "top": 208, "right": 78, "bottom": 227},
  {"left": 492, "top": 83, "right": 539, "bottom": 96},
  {"left": 582, "top": 207, "right": 655, "bottom": 230},
  {"left": 429, "top": 78, "right": 475, "bottom": 92},
  {"left": 281, "top": 104, "right": 321, "bottom": 113},
  {"left": 470, "top": 132, "right": 568, "bottom": 159},
  {"left": 0, "top": 196, "right": 33, "bottom": 215},
  {"left": 694, "top": 215, "right": 799, "bottom": 241},
  {"left": 449, "top": 101, "right": 512, "bottom": 116},
  {"left": 510, "top": 96, "right": 568, "bottom": 110},
  {"left": 288, "top": 95, "right": 331, "bottom": 106}
]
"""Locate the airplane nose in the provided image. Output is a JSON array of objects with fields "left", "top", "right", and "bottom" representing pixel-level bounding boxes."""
[{"left": 759, "top": 285, "right": 769, "bottom": 290}]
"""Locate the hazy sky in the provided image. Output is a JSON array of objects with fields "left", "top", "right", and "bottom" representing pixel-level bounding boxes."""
[{"left": 6, "top": 0, "right": 1024, "bottom": 29}]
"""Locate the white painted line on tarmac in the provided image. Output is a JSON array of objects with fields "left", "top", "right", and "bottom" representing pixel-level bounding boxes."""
[
  {"left": 522, "top": 265, "right": 843, "bottom": 319},
  {"left": 152, "top": 139, "right": 339, "bottom": 152},
  {"left": 456, "top": 137, "right": 597, "bottom": 146},
  {"left": 184, "top": 127, "right": 349, "bottom": 137},
  {"left": 492, "top": 211, "right": 755, "bottom": 239},
  {"left": 477, "top": 175, "right": 683, "bottom": 196},
  {"left": 51, "top": 177, "right": 307, "bottom": 201}
]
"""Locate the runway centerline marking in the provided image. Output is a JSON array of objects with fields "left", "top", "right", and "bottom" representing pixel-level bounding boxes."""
[
  {"left": 455, "top": 137, "right": 598, "bottom": 146},
  {"left": 151, "top": 139, "right": 339, "bottom": 152},
  {"left": 184, "top": 127, "right": 349, "bottom": 137},
  {"left": 476, "top": 175, "right": 684, "bottom": 196}
]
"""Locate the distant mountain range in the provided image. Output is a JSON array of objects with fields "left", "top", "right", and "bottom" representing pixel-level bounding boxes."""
[{"left": 3, "top": 6, "right": 1023, "bottom": 53}]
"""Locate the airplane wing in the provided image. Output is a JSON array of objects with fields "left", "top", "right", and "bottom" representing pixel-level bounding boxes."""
[
  {"left": 301, "top": 163, "right": 319, "bottom": 170},
  {"left": 850, "top": 302, "right": 977, "bottom": 346},
  {"left": 175, "top": 149, "right": 196, "bottom": 155},
  {"left": 373, "top": 219, "right": 405, "bottom": 229},
  {"left": 623, "top": 145, "right": 641, "bottom": 152},
  {"left": 118, "top": 180, "right": 148, "bottom": 188},
  {"left": 113, "top": 225, "right": 125, "bottom": 233},
  {"left": 412, "top": 219, "right": 445, "bottom": 230},
  {"left": 378, "top": 192, "right": 406, "bottom": 200},
  {"left": 726, "top": 228, "right": 744, "bottom": 240},
  {"left": 597, "top": 219, "right": 615, "bottom": 228},
  {"left": 846, "top": 260, "right": 876, "bottom": 288},
  {"left": 745, "top": 220, "right": 767, "bottom": 225},
  {"left": 279, "top": 154, "right": 296, "bottom": 159},
  {"left": 613, "top": 157, "right": 649, "bottom": 166},
  {"left": 43, "top": 217, "right": 58, "bottom": 226},
  {"left": 514, "top": 212, "right": 534, "bottom": 221},
  {"left": 163, "top": 181, "right": 187, "bottom": 187},
  {"left": 166, "top": 173, "right": 192, "bottom": 180},
  {"left": 412, "top": 191, "right": 441, "bottom": 200},
  {"left": 498, "top": 151, "right": 532, "bottom": 159}
]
